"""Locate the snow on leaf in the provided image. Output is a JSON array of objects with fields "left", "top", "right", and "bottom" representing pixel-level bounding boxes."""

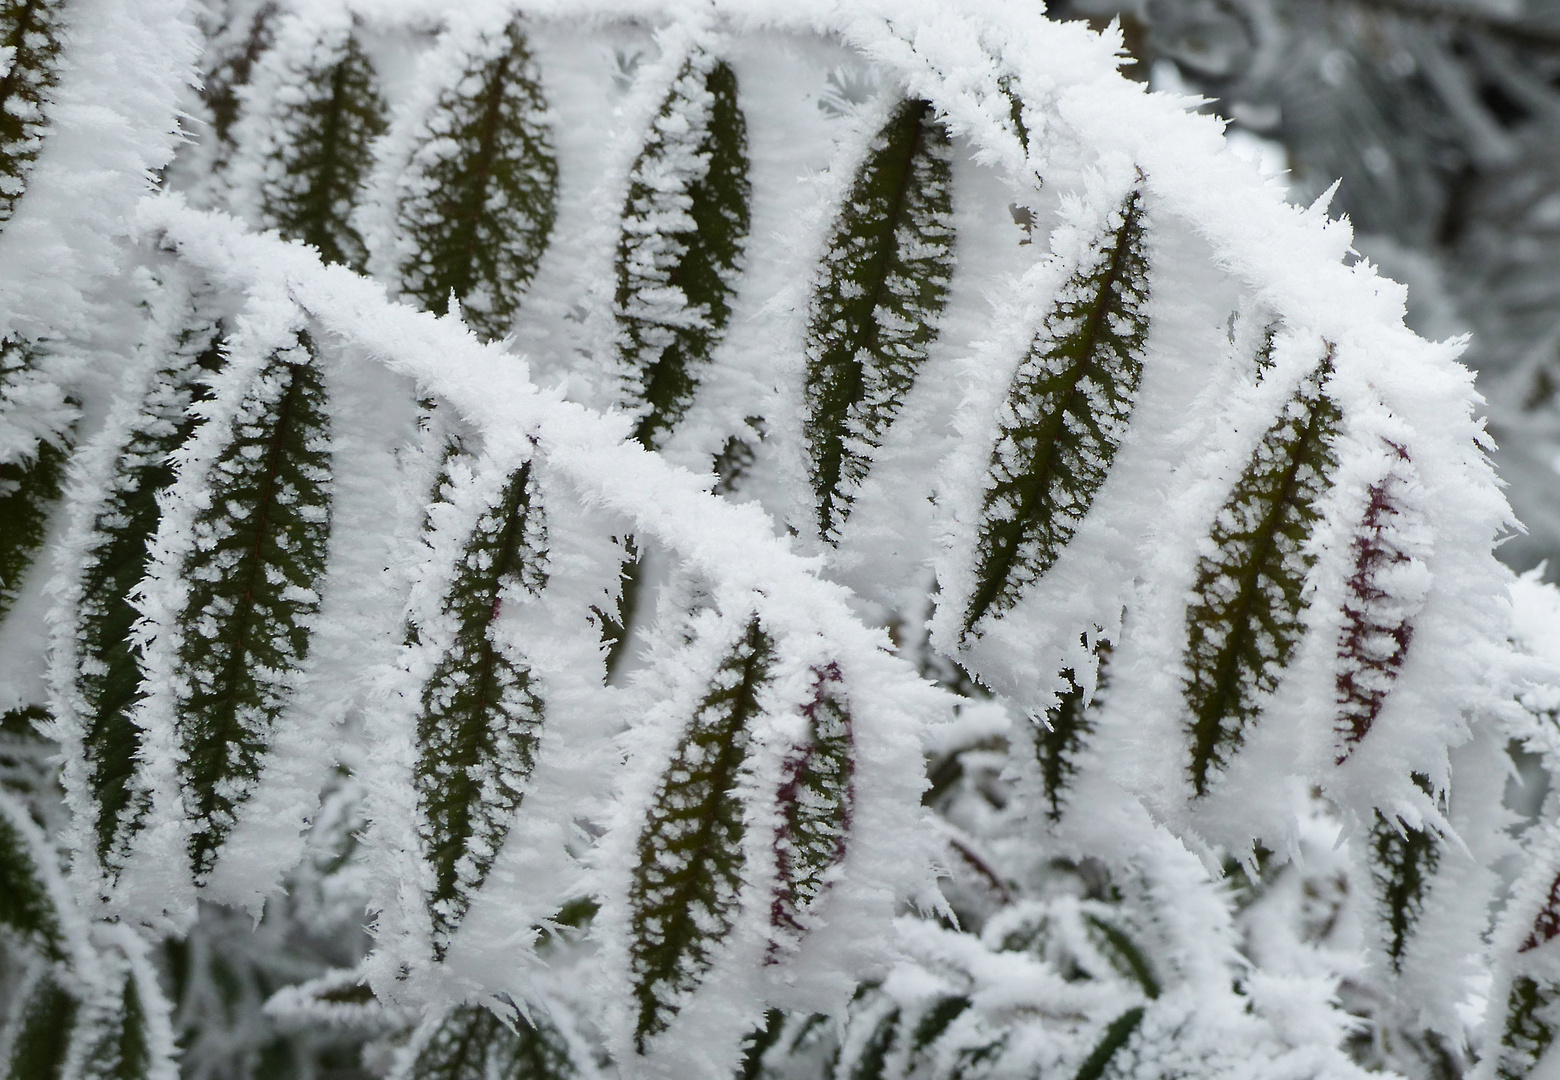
[
  {"left": 0, "top": 0, "right": 67, "bottom": 231},
  {"left": 174, "top": 329, "right": 331, "bottom": 880},
  {"left": 628, "top": 615, "right": 772, "bottom": 1051},
  {"left": 1182, "top": 347, "right": 1341, "bottom": 796},
  {"left": 964, "top": 189, "right": 1149, "bottom": 635},
  {"left": 393, "top": 13, "right": 557, "bottom": 344},
  {"left": 803, "top": 98, "right": 954, "bottom": 542},
  {"left": 615, "top": 47, "right": 750, "bottom": 450},
  {"left": 413, "top": 458, "right": 548, "bottom": 951}
]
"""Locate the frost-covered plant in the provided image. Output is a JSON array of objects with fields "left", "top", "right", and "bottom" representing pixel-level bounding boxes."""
[{"left": 0, "top": 2, "right": 1552, "bottom": 1080}]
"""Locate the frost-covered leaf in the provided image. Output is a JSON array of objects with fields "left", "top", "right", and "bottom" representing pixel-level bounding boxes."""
[
  {"left": 964, "top": 189, "right": 1149, "bottom": 634},
  {"left": 73, "top": 289, "right": 224, "bottom": 863},
  {"left": 414, "top": 461, "right": 548, "bottom": 949},
  {"left": 1182, "top": 349, "right": 1341, "bottom": 795},
  {"left": 1368, "top": 777, "right": 1441, "bottom": 973},
  {"left": 0, "top": 337, "right": 70, "bottom": 621},
  {"left": 615, "top": 48, "right": 749, "bottom": 449},
  {"left": 628, "top": 616, "right": 772, "bottom": 1049},
  {"left": 803, "top": 98, "right": 954, "bottom": 541},
  {"left": 0, "top": 791, "right": 62, "bottom": 960},
  {"left": 2, "top": 966, "right": 76, "bottom": 1080},
  {"left": 175, "top": 330, "right": 331, "bottom": 879},
  {"left": 0, "top": 0, "right": 68, "bottom": 230},
  {"left": 1333, "top": 441, "right": 1429, "bottom": 763},
  {"left": 394, "top": 14, "right": 557, "bottom": 343},
  {"left": 395, "top": 1003, "right": 578, "bottom": 1080},
  {"left": 248, "top": 17, "right": 386, "bottom": 271},
  {"left": 768, "top": 662, "right": 853, "bottom": 956}
]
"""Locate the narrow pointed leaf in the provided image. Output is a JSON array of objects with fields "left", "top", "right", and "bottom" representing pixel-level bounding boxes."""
[
  {"left": 0, "top": 793, "right": 62, "bottom": 960},
  {"left": 3, "top": 968, "right": 76, "bottom": 1080},
  {"left": 176, "top": 331, "right": 332, "bottom": 879},
  {"left": 76, "top": 297, "right": 225, "bottom": 863},
  {"left": 964, "top": 190, "right": 1149, "bottom": 632},
  {"left": 803, "top": 98, "right": 955, "bottom": 540},
  {"left": 257, "top": 27, "right": 386, "bottom": 271},
  {"left": 615, "top": 51, "right": 750, "bottom": 449},
  {"left": 1369, "top": 777, "right": 1441, "bottom": 972},
  {"left": 76, "top": 970, "right": 155, "bottom": 1080},
  {"left": 1334, "top": 441, "right": 1427, "bottom": 763},
  {"left": 1182, "top": 351, "right": 1341, "bottom": 795},
  {"left": 414, "top": 462, "right": 548, "bottom": 948},
  {"left": 0, "top": 338, "right": 69, "bottom": 622},
  {"left": 628, "top": 616, "right": 774, "bottom": 1050},
  {"left": 0, "top": 0, "right": 68, "bottom": 229},
  {"left": 1073, "top": 1006, "right": 1143, "bottom": 1080},
  {"left": 1035, "top": 670, "right": 1092, "bottom": 824},
  {"left": 768, "top": 662, "right": 853, "bottom": 957},
  {"left": 396, "top": 16, "right": 558, "bottom": 343},
  {"left": 1492, "top": 976, "right": 1560, "bottom": 1080}
]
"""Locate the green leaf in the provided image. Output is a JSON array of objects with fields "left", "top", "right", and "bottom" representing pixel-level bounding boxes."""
[
  {"left": 839, "top": 1006, "right": 898, "bottom": 1080},
  {"left": 77, "top": 969, "right": 155, "bottom": 1080},
  {"left": 628, "top": 616, "right": 774, "bottom": 1050},
  {"left": 1369, "top": 776, "right": 1441, "bottom": 973},
  {"left": 769, "top": 662, "right": 853, "bottom": 955},
  {"left": 201, "top": 4, "right": 277, "bottom": 150},
  {"left": 76, "top": 296, "right": 225, "bottom": 864},
  {"left": 1081, "top": 913, "right": 1159, "bottom": 999},
  {"left": 2, "top": 967, "right": 77, "bottom": 1080},
  {"left": 1494, "top": 975, "right": 1560, "bottom": 1080},
  {"left": 0, "top": 0, "right": 68, "bottom": 230},
  {"left": 1035, "top": 670, "right": 1092, "bottom": 824},
  {"left": 0, "top": 339, "right": 69, "bottom": 623},
  {"left": 414, "top": 462, "right": 548, "bottom": 949},
  {"left": 803, "top": 98, "right": 955, "bottom": 541},
  {"left": 258, "top": 27, "right": 386, "bottom": 271},
  {"left": 907, "top": 995, "right": 970, "bottom": 1059},
  {"left": 176, "top": 331, "right": 332, "bottom": 879},
  {"left": 405, "top": 1004, "right": 577, "bottom": 1080},
  {"left": 615, "top": 51, "right": 750, "bottom": 450},
  {"left": 396, "top": 16, "right": 558, "bottom": 343},
  {"left": 1182, "top": 350, "right": 1340, "bottom": 796},
  {"left": 964, "top": 189, "right": 1150, "bottom": 633},
  {"left": 1073, "top": 1006, "right": 1143, "bottom": 1080},
  {"left": 0, "top": 795, "right": 62, "bottom": 961}
]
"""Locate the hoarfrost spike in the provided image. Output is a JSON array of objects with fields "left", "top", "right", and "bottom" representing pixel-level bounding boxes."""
[
  {"left": 1369, "top": 777, "right": 1441, "bottom": 972},
  {"left": 1333, "top": 441, "right": 1428, "bottom": 764},
  {"left": 964, "top": 189, "right": 1149, "bottom": 634},
  {"left": 803, "top": 98, "right": 955, "bottom": 541},
  {"left": 414, "top": 462, "right": 548, "bottom": 949},
  {"left": 768, "top": 662, "right": 853, "bottom": 958},
  {"left": 175, "top": 330, "right": 332, "bottom": 879},
  {"left": 1182, "top": 348, "right": 1341, "bottom": 796},
  {"left": 0, "top": 0, "right": 68, "bottom": 230},
  {"left": 0, "top": 337, "right": 71, "bottom": 622},
  {"left": 615, "top": 50, "right": 750, "bottom": 449},
  {"left": 398, "top": 1003, "right": 577, "bottom": 1080},
  {"left": 395, "top": 16, "right": 558, "bottom": 343},
  {"left": 75, "top": 296, "right": 225, "bottom": 864},
  {"left": 255, "top": 24, "right": 386, "bottom": 271},
  {"left": 628, "top": 616, "right": 773, "bottom": 1050}
]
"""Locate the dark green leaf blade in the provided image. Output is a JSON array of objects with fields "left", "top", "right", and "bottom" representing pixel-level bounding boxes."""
[
  {"left": 414, "top": 462, "right": 548, "bottom": 949},
  {"left": 0, "top": 0, "right": 68, "bottom": 230},
  {"left": 964, "top": 190, "right": 1150, "bottom": 633},
  {"left": 175, "top": 331, "right": 332, "bottom": 879},
  {"left": 1182, "top": 350, "right": 1341, "bottom": 795},
  {"left": 396, "top": 16, "right": 558, "bottom": 343},
  {"left": 628, "top": 616, "right": 774, "bottom": 1050},
  {"left": 803, "top": 98, "right": 955, "bottom": 541},
  {"left": 615, "top": 51, "right": 751, "bottom": 450}
]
